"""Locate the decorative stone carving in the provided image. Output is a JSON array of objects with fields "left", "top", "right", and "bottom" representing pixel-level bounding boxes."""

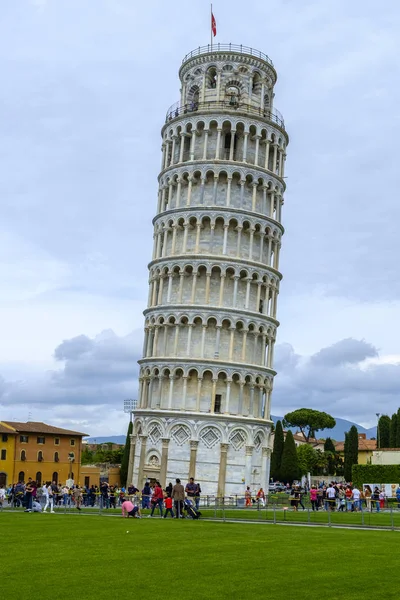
[
  {"left": 229, "top": 429, "right": 247, "bottom": 451},
  {"left": 171, "top": 424, "right": 191, "bottom": 446},
  {"left": 200, "top": 426, "right": 221, "bottom": 449},
  {"left": 148, "top": 423, "right": 163, "bottom": 445}
]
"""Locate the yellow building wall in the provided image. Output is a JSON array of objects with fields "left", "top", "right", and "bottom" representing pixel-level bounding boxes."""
[
  {"left": 0, "top": 433, "right": 16, "bottom": 486},
  {"left": 12, "top": 433, "right": 83, "bottom": 485},
  {"left": 80, "top": 465, "right": 121, "bottom": 488},
  {"left": 337, "top": 450, "right": 373, "bottom": 466},
  {"left": 357, "top": 450, "right": 373, "bottom": 465}
]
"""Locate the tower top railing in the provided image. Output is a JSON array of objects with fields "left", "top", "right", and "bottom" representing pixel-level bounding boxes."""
[
  {"left": 182, "top": 44, "right": 274, "bottom": 67},
  {"left": 165, "top": 100, "right": 285, "bottom": 130}
]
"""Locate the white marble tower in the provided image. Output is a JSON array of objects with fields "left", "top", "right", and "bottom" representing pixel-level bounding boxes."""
[{"left": 129, "top": 44, "right": 288, "bottom": 496}]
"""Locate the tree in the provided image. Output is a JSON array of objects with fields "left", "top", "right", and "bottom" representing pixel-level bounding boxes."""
[
  {"left": 324, "top": 437, "right": 337, "bottom": 475},
  {"left": 280, "top": 430, "right": 300, "bottom": 484},
  {"left": 297, "top": 444, "right": 317, "bottom": 476},
  {"left": 283, "top": 408, "right": 336, "bottom": 442},
  {"left": 270, "top": 420, "right": 284, "bottom": 481},
  {"left": 81, "top": 446, "right": 94, "bottom": 465},
  {"left": 396, "top": 408, "right": 400, "bottom": 448},
  {"left": 378, "top": 415, "right": 391, "bottom": 448},
  {"left": 390, "top": 413, "right": 398, "bottom": 448},
  {"left": 120, "top": 421, "right": 133, "bottom": 487},
  {"left": 344, "top": 425, "right": 358, "bottom": 481}
]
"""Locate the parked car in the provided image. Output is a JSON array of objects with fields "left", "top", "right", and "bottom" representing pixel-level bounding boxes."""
[{"left": 268, "top": 483, "right": 287, "bottom": 493}]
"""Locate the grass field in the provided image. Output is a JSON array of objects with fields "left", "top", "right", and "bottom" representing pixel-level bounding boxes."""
[{"left": 2, "top": 512, "right": 399, "bottom": 598}]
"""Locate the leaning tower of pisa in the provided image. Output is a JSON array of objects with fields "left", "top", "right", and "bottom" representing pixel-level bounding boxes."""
[{"left": 129, "top": 44, "right": 288, "bottom": 496}]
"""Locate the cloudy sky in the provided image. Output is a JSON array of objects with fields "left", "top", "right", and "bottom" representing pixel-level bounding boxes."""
[{"left": 1, "top": 0, "right": 400, "bottom": 436}]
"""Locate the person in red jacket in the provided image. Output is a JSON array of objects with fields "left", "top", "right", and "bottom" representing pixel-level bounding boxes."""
[
  {"left": 163, "top": 495, "right": 174, "bottom": 518},
  {"left": 149, "top": 481, "right": 164, "bottom": 517}
]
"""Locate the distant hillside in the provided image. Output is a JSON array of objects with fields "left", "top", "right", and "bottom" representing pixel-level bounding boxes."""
[
  {"left": 85, "top": 435, "right": 126, "bottom": 444},
  {"left": 271, "top": 415, "right": 376, "bottom": 441},
  {"left": 86, "top": 417, "right": 376, "bottom": 444}
]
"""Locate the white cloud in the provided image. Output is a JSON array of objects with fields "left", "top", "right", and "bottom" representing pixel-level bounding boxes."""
[{"left": 1, "top": 0, "right": 400, "bottom": 433}]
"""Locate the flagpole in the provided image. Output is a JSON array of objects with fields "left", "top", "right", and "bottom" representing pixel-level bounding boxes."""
[{"left": 211, "top": 4, "right": 213, "bottom": 49}]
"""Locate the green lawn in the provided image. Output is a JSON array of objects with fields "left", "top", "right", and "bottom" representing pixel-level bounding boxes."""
[{"left": 2, "top": 512, "right": 399, "bottom": 598}]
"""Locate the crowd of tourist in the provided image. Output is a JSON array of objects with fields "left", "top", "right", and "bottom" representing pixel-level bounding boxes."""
[
  {"left": 1, "top": 478, "right": 400, "bottom": 514},
  {"left": 0, "top": 477, "right": 203, "bottom": 515}
]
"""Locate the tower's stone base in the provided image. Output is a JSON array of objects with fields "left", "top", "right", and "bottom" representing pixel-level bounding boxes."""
[{"left": 129, "top": 410, "right": 272, "bottom": 496}]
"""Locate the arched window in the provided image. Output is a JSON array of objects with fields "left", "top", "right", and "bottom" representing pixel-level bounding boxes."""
[
  {"left": 0, "top": 472, "right": 6, "bottom": 487},
  {"left": 252, "top": 72, "right": 261, "bottom": 94},
  {"left": 38, "top": 450, "right": 43, "bottom": 462},
  {"left": 54, "top": 452, "right": 59, "bottom": 463},
  {"left": 206, "top": 67, "right": 217, "bottom": 89},
  {"left": 264, "top": 93, "right": 270, "bottom": 108},
  {"left": 36, "top": 471, "right": 42, "bottom": 486},
  {"left": 52, "top": 472, "right": 58, "bottom": 484},
  {"left": 18, "top": 471, "right": 25, "bottom": 482},
  {"left": 20, "top": 450, "right": 26, "bottom": 461}
]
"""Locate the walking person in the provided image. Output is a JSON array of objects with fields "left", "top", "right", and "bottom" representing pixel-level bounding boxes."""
[
  {"left": 245, "top": 486, "right": 252, "bottom": 507},
  {"left": 326, "top": 483, "right": 336, "bottom": 511},
  {"left": 149, "top": 481, "right": 164, "bottom": 517},
  {"left": 396, "top": 485, "right": 400, "bottom": 509},
  {"left": 372, "top": 487, "right": 380, "bottom": 512},
  {"left": 297, "top": 487, "right": 305, "bottom": 510},
  {"left": 256, "top": 488, "right": 266, "bottom": 507},
  {"left": 310, "top": 485, "right": 318, "bottom": 511},
  {"left": 172, "top": 478, "right": 185, "bottom": 518},
  {"left": 379, "top": 488, "right": 386, "bottom": 510},
  {"left": 194, "top": 482, "right": 201, "bottom": 510},
  {"left": 163, "top": 495, "right": 174, "bottom": 518},
  {"left": 24, "top": 478, "right": 35, "bottom": 512},
  {"left": 345, "top": 486, "right": 353, "bottom": 512},
  {"left": 364, "top": 485, "right": 372, "bottom": 512},
  {"left": 72, "top": 485, "right": 82, "bottom": 511},
  {"left": 43, "top": 482, "right": 55, "bottom": 513},
  {"left": 142, "top": 481, "right": 151, "bottom": 509}
]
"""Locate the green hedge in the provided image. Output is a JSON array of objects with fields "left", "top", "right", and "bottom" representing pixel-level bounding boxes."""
[{"left": 352, "top": 464, "right": 400, "bottom": 488}]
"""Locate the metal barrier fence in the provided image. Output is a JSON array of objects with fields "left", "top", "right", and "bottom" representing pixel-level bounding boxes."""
[
  {"left": 181, "top": 44, "right": 274, "bottom": 67},
  {"left": 2, "top": 493, "right": 400, "bottom": 530},
  {"left": 165, "top": 100, "right": 285, "bottom": 129}
]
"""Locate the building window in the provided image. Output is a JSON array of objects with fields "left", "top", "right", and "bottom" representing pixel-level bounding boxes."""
[
  {"left": 54, "top": 452, "right": 59, "bottom": 463},
  {"left": 2, "top": 434, "right": 8, "bottom": 442},
  {"left": 70, "top": 439, "right": 75, "bottom": 446},
  {"left": 20, "top": 435, "right": 29, "bottom": 443},
  {"left": 52, "top": 472, "right": 58, "bottom": 484},
  {"left": 214, "top": 394, "right": 222, "bottom": 414},
  {"left": 38, "top": 451, "right": 43, "bottom": 462},
  {"left": 37, "top": 436, "right": 45, "bottom": 444},
  {"left": 20, "top": 450, "right": 26, "bottom": 461},
  {"left": 18, "top": 471, "right": 25, "bottom": 482},
  {"left": 84, "top": 476, "right": 90, "bottom": 488},
  {"left": 36, "top": 471, "right": 42, "bottom": 486},
  {"left": 54, "top": 438, "right": 60, "bottom": 446},
  {"left": 0, "top": 449, "right": 6, "bottom": 460}
]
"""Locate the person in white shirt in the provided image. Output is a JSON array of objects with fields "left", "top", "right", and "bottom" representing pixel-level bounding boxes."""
[
  {"left": 352, "top": 487, "right": 361, "bottom": 511},
  {"left": 43, "top": 482, "right": 55, "bottom": 513},
  {"left": 326, "top": 484, "right": 336, "bottom": 511},
  {"left": 0, "top": 486, "right": 6, "bottom": 507}
]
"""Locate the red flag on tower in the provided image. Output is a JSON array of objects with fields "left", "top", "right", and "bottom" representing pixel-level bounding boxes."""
[{"left": 211, "top": 11, "right": 217, "bottom": 37}]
